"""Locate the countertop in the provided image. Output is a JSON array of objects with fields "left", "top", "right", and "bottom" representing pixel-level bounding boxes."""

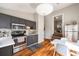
[{"left": 0, "top": 37, "right": 15, "bottom": 48}]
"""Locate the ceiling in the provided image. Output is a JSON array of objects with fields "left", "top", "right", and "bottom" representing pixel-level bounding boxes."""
[{"left": 0, "top": 3, "right": 73, "bottom": 14}]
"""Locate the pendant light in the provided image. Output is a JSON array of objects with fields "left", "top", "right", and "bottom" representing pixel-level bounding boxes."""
[{"left": 36, "top": 4, "right": 53, "bottom": 16}]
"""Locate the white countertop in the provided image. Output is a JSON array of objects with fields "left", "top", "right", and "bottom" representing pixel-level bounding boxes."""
[{"left": 0, "top": 37, "right": 15, "bottom": 48}]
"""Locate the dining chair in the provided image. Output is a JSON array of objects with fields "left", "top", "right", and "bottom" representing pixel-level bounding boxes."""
[{"left": 53, "top": 43, "right": 70, "bottom": 56}]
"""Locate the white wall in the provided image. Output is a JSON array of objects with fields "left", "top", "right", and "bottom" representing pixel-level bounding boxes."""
[
  {"left": 36, "top": 14, "right": 44, "bottom": 43},
  {"left": 0, "top": 8, "right": 35, "bottom": 21},
  {"left": 45, "top": 4, "right": 79, "bottom": 39},
  {"left": 44, "top": 16, "right": 54, "bottom": 39}
]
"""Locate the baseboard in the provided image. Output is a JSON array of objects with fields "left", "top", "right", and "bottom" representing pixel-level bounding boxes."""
[
  {"left": 38, "top": 40, "right": 44, "bottom": 44},
  {"left": 27, "top": 41, "right": 43, "bottom": 47},
  {"left": 44, "top": 38, "right": 51, "bottom": 40},
  {"left": 27, "top": 42, "right": 38, "bottom": 47}
]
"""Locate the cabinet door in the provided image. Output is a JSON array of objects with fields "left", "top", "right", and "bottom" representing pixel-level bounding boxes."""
[
  {"left": 15, "top": 17, "right": 25, "bottom": 24},
  {"left": 25, "top": 20, "right": 36, "bottom": 29},
  {"left": 11, "top": 16, "right": 20, "bottom": 24},
  {"left": 0, "top": 13, "right": 11, "bottom": 28},
  {"left": 27, "top": 35, "right": 33, "bottom": 46},
  {"left": 27, "top": 35, "right": 38, "bottom": 46},
  {"left": 33, "top": 35, "right": 38, "bottom": 43},
  {"left": 11, "top": 16, "right": 26, "bottom": 24},
  {"left": 0, "top": 45, "right": 13, "bottom": 56},
  {"left": 30, "top": 22, "right": 36, "bottom": 29}
]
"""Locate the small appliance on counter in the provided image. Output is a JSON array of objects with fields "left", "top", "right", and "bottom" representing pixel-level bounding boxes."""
[
  {"left": 0, "top": 29, "right": 12, "bottom": 38},
  {"left": 25, "top": 26, "right": 37, "bottom": 35},
  {"left": 25, "top": 26, "right": 30, "bottom": 35}
]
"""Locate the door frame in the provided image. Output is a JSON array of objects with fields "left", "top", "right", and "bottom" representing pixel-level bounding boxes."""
[{"left": 52, "top": 13, "right": 64, "bottom": 36}]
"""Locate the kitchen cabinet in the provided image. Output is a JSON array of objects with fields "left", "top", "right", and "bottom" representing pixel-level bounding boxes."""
[
  {"left": 11, "top": 16, "right": 36, "bottom": 29},
  {"left": 0, "top": 13, "right": 36, "bottom": 29},
  {"left": 11, "top": 16, "right": 19, "bottom": 24},
  {"left": 25, "top": 20, "right": 36, "bottom": 29},
  {"left": 0, "top": 13, "right": 11, "bottom": 28},
  {"left": 0, "top": 45, "right": 13, "bottom": 56},
  {"left": 29, "top": 21, "right": 36, "bottom": 29},
  {"left": 27, "top": 35, "right": 38, "bottom": 46},
  {"left": 11, "top": 16, "right": 25, "bottom": 24}
]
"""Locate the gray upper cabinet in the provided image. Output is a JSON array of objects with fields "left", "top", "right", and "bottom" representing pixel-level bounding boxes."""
[
  {"left": 11, "top": 16, "right": 25, "bottom": 24},
  {"left": 11, "top": 16, "right": 19, "bottom": 23},
  {"left": 31, "top": 22, "right": 36, "bottom": 29},
  {"left": 11, "top": 16, "right": 36, "bottom": 29},
  {"left": 18, "top": 18, "right": 25, "bottom": 24},
  {"left": 0, "top": 13, "right": 36, "bottom": 29},
  {"left": 11, "top": 17, "right": 20, "bottom": 24},
  {"left": 25, "top": 20, "right": 36, "bottom": 29},
  {"left": 0, "top": 13, "right": 11, "bottom": 28}
]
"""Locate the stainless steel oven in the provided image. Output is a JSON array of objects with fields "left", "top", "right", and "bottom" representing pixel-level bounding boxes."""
[
  {"left": 11, "top": 23, "right": 27, "bottom": 53},
  {"left": 11, "top": 30, "right": 27, "bottom": 53},
  {"left": 13, "top": 36, "right": 27, "bottom": 53}
]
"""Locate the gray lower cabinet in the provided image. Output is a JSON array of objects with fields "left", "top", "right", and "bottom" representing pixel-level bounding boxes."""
[
  {"left": 27, "top": 35, "right": 38, "bottom": 46},
  {"left": 0, "top": 45, "right": 13, "bottom": 56}
]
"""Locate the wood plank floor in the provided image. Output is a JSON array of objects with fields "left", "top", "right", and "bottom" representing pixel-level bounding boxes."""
[{"left": 14, "top": 40, "right": 60, "bottom": 56}]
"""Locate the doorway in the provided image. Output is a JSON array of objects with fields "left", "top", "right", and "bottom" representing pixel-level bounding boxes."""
[{"left": 54, "top": 15, "right": 62, "bottom": 34}]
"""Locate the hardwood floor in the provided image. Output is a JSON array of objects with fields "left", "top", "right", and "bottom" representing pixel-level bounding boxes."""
[{"left": 14, "top": 40, "right": 60, "bottom": 56}]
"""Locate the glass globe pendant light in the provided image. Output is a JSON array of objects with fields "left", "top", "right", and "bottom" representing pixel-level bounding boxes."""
[{"left": 36, "top": 4, "right": 53, "bottom": 16}]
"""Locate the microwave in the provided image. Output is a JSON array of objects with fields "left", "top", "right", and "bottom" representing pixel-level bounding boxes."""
[{"left": 12, "top": 23, "right": 26, "bottom": 30}]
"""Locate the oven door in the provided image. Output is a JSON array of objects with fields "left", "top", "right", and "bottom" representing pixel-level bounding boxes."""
[
  {"left": 13, "top": 36, "right": 26, "bottom": 46},
  {"left": 13, "top": 36, "right": 26, "bottom": 53}
]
